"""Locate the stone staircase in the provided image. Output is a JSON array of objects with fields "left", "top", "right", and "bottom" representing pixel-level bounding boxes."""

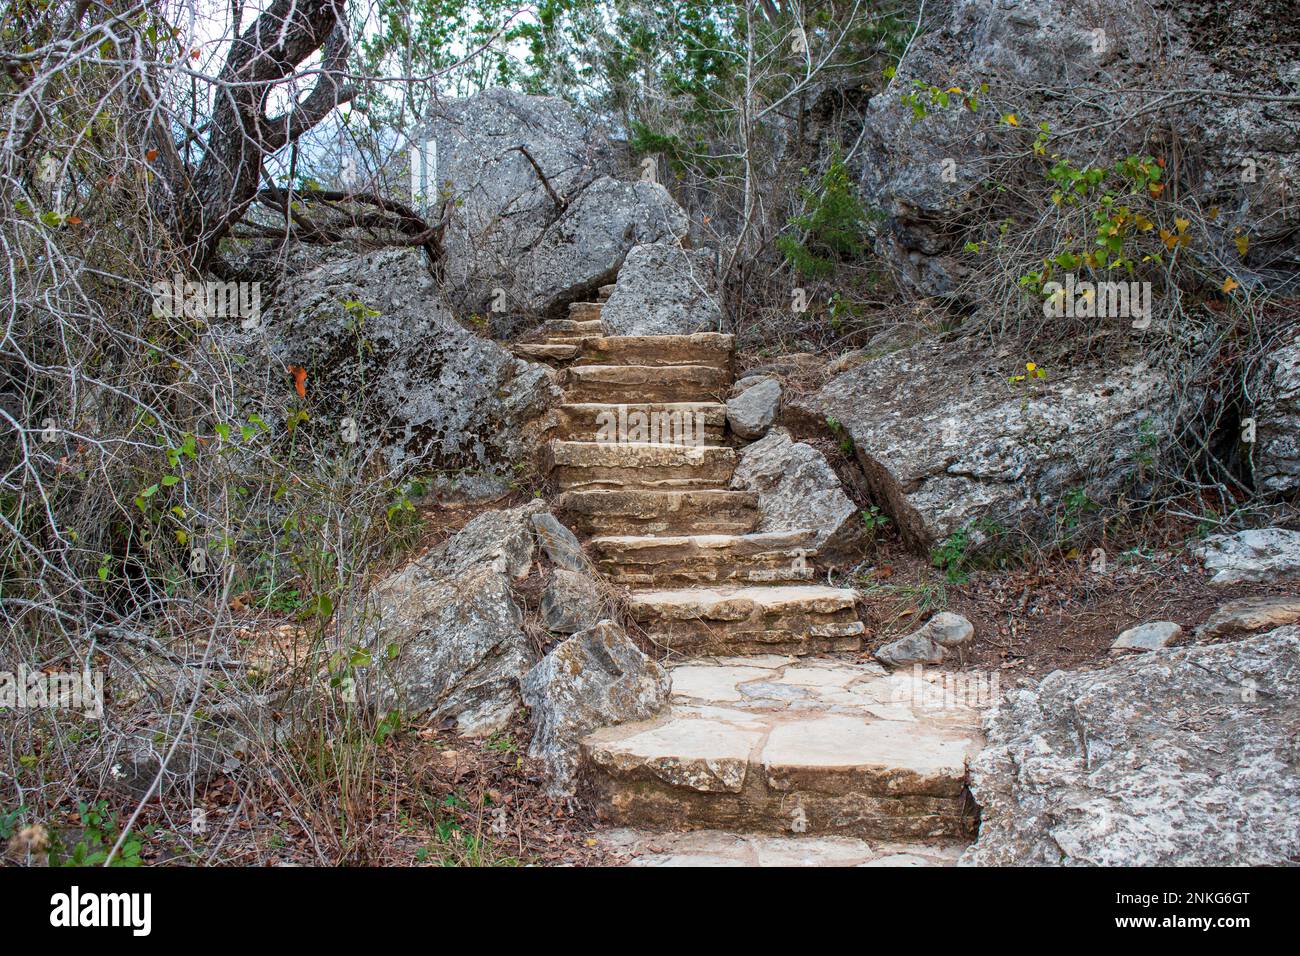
[{"left": 528, "top": 287, "right": 981, "bottom": 865}]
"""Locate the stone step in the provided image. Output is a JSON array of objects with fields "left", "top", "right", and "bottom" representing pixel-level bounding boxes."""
[
  {"left": 581, "top": 658, "right": 982, "bottom": 840},
  {"left": 569, "top": 301, "right": 602, "bottom": 316},
  {"left": 514, "top": 342, "right": 579, "bottom": 364},
  {"left": 572, "top": 334, "right": 735, "bottom": 369},
  {"left": 551, "top": 403, "right": 726, "bottom": 444},
  {"left": 600, "top": 828, "right": 966, "bottom": 867},
  {"left": 589, "top": 531, "right": 819, "bottom": 587},
  {"left": 543, "top": 318, "right": 606, "bottom": 341},
  {"left": 598, "top": 284, "right": 616, "bottom": 302},
  {"left": 559, "top": 364, "right": 730, "bottom": 404},
  {"left": 627, "top": 584, "right": 864, "bottom": 656},
  {"left": 555, "top": 489, "right": 760, "bottom": 537},
  {"left": 548, "top": 441, "right": 735, "bottom": 492}
]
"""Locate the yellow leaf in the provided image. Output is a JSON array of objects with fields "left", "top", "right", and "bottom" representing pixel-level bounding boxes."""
[
  {"left": 1207, "top": 205, "right": 1220, "bottom": 221},
  {"left": 1134, "top": 213, "right": 1154, "bottom": 231},
  {"left": 1174, "top": 217, "right": 1190, "bottom": 233},
  {"left": 1002, "top": 113, "right": 1018, "bottom": 126},
  {"left": 1222, "top": 276, "right": 1239, "bottom": 293},
  {"left": 1234, "top": 234, "right": 1249, "bottom": 256},
  {"left": 1026, "top": 362, "right": 1037, "bottom": 372}
]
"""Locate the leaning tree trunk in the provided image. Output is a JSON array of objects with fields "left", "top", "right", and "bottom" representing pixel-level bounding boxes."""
[{"left": 151, "top": 0, "right": 354, "bottom": 272}]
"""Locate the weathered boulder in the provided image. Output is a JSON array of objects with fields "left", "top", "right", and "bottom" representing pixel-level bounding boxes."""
[
  {"left": 728, "top": 427, "right": 859, "bottom": 555},
  {"left": 1110, "top": 621, "right": 1182, "bottom": 653},
  {"left": 600, "top": 243, "right": 725, "bottom": 336},
  {"left": 726, "top": 378, "right": 782, "bottom": 439},
  {"left": 730, "top": 374, "right": 774, "bottom": 398},
  {"left": 962, "top": 627, "right": 1300, "bottom": 866},
  {"left": 531, "top": 512, "right": 587, "bottom": 572},
  {"left": 1196, "top": 597, "right": 1300, "bottom": 641},
  {"left": 874, "top": 631, "right": 944, "bottom": 668},
  {"left": 229, "top": 246, "right": 558, "bottom": 473},
  {"left": 363, "top": 501, "right": 546, "bottom": 734},
  {"left": 1195, "top": 528, "right": 1300, "bottom": 585},
  {"left": 105, "top": 649, "right": 273, "bottom": 797},
  {"left": 922, "top": 611, "right": 976, "bottom": 648},
  {"left": 423, "top": 89, "right": 688, "bottom": 319},
  {"left": 875, "top": 612, "right": 974, "bottom": 668},
  {"left": 1252, "top": 333, "right": 1300, "bottom": 494},
  {"left": 521, "top": 621, "right": 671, "bottom": 796},
  {"left": 855, "top": 0, "right": 1300, "bottom": 297},
  {"left": 541, "top": 568, "right": 607, "bottom": 634},
  {"left": 799, "top": 337, "right": 1178, "bottom": 549}
]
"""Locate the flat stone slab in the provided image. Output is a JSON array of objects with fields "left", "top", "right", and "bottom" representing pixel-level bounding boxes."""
[
  {"left": 574, "top": 334, "right": 735, "bottom": 369},
  {"left": 626, "top": 585, "right": 865, "bottom": 656},
  {"left": 590, "top": 530, "right": 820, "bottom": 587},
  {"left": 555, "top": 488, "right": 759, "bottom": 536},
  {"left": 581, "top": 657, "right": 984, "bottom": 839},
  {"left": 552, "top": 402, "right": 726, "bottom": 443},
  {"left": 559, "top": 363, "right": 730, "bottom": 403},
  {"left": 549, "top": 440, "right": 735, "bottom": 492},
  {"left": 598, "top": 827, "right": 966, "bottom": 867}
]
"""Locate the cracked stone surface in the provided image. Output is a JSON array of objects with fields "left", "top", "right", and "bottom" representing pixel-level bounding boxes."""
[
  {"left": 599, "top": 827, "right": 967, "bottom": 867},
  {"left": 581, "top": 657, "right": 984, "bottom": 839}
]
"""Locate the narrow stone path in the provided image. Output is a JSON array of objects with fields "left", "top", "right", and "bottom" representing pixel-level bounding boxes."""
[{"left": 528, "top": 288, "right": 981, "bottom": 866}]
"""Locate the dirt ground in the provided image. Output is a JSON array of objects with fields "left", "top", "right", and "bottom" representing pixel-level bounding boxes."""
[{"left": 855, "top": 541, "right": 1298, "bottom": 679}]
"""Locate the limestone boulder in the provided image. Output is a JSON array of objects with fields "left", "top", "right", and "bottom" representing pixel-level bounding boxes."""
[
  {"left": 1195, "top": 528, "right": 1300, "bottom": 585},
  {"left": 1110, "top": 621, "right": 1182, "bottom": 653},
  {"left": 521, "top": 621, "right": 671, "bottom": 796},
  {"left": 230, "top": 246, "right": 558, "bottom": 473},
  {"left": 729, "top": 428, "right": 859, "bottom": 556},
  {"left": 962, "top": 627, "right": 1300, "bottom": 865},
  {"left": 541, "top": 568, "right": 607, "bottom": 634},
  {"left": 726, "top": 378, "right": 782, "bottom": 440},
  {"left": 875, "top": 612, "right": 974, "bottom": 667},
  {"left": 362, "top": 501, "right": 547, "bottom": 734},
  {"left": 600, "top": 243, "right": 724, "bottom": 336},
  {"left": 423, "top": 89, "right": 688, "bottom": 319},
  {"left": 799, "top": 337, "right": 1179, "bottom": 549}
]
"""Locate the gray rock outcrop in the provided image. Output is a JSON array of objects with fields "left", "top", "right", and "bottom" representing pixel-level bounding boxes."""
[
  {"left": 600, "top": 242, "right": 724, "bottom": 336},
  {"left": 962, "top": 627, "right": 1300, "bottom": 866},
  {"left": 521, "top": 621, "right": 671, "bottom": 796},
  {"left": 800, "top": 338, "right": 1178, "bottom": 549},
  {"left": 855, "top": 0, "right": 1300, "bottom": 297},
  {"left": 423, "top": 89, "right": 688, "bottom": 319},
  {"left": 1252, "top": 333, "right": 1300, "bottom": 494},
  {"left": 1195, "top": 528, "right": 1300, "bottom": 585},
  {"left": 238, "top": 246, "right": 558, "bottom": 473},
  {"left": 729, "top": 427, "right": 859, "bottom": 555},
  {"left": 362, "top": 501, "right": 547, "bottom": 734}
]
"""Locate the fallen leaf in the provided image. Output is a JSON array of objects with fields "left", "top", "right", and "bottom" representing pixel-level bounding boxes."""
[
  {"left": 1234, "top": 234, "right": 1249, "bottom": 257},
  {"left": 145, "top": 148, "right": 158, "bottom": 162},
  {"left": 288, "top": 364, "right": 307, "bottom": 398},
  {"left": 1222, "top": 276, "right": 1239, "bottom": 293}
]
